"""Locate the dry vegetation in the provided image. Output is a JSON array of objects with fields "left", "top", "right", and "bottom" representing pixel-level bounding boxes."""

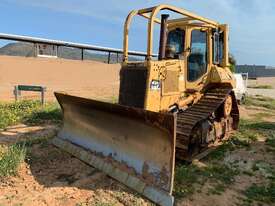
[
  {"left": 0, "top": 95, "right": 274, "bottom": 206},
  {"left": 247, "top": 85, "right": 273, "bottom": 89}
]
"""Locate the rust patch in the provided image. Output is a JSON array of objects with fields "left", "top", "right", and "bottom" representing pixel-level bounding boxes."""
[{"left": 77, "top": 146, "right": 171, "bottom": 191}]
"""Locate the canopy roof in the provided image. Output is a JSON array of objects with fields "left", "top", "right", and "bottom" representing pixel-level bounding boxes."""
[{"left": 123, "top": 4, "right": 221, "bottom": 61}]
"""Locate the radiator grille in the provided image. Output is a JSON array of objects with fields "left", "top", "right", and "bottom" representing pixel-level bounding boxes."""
[{"left": 119, "top": 66, "right": 147, "bottom": 108}]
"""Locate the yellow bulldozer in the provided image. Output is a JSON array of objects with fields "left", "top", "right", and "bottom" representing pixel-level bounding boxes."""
[{"left": 53, "top": 4, "right": 239, "bottom": 206}]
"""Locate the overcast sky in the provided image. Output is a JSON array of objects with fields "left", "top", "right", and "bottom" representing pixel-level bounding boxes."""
[{"left": 1, "top": 0, "right": 275, "bottom": 66}]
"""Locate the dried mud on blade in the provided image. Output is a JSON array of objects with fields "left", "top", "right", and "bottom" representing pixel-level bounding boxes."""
[{"left": 53, "top": 92, "right": 176, "bottom": 206}]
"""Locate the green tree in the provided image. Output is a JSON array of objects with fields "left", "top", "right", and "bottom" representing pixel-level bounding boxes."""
[{"left": 229, "top": 53, "right": 236, "bottom": 72}]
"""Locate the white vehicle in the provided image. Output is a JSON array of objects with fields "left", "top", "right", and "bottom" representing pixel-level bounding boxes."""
[{"left": 233, "top": 73, "right": 248, "bottom": 104}]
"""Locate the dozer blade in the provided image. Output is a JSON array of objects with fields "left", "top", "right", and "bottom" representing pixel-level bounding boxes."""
[{"left": 53, "top": 92, "right": 176, "bottom": 206}]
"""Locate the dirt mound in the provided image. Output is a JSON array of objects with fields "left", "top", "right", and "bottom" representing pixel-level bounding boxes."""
[{"left": 0, "top": 56, "right": 120, "bottom": 102}]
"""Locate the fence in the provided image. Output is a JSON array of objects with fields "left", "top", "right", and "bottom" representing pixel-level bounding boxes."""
[{"left": 0, "top": 33, "right": 157, "bottom": 63}]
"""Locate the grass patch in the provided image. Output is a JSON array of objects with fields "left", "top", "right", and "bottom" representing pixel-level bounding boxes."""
[
  {"left": 16, "top": 136, "right": 52, "bottom": 148},
  {"left": 245, "top": 96, "right": 275, "bottom": 110},
  {"left": 251, "top": 112, "right": 274, "bottom": 121},
  {"left": 202, "top": 164, "right": 239, "bottom": 184},
  {"left": 244, "top": 158, "right": 275, "bottom": 204},
  {"left": 24, "top": 103, "right": 62, "bottom": 125},
  {"left": 240, "top": 118, "right": 275, "bottom": 132},
  {"left": 252, "top": 160, "right": 274, "bottom": 178},
  {"left": 0, "top": 100, "right": 61, "bottom": 129},
  {"left": 207, "top": 141, "right": 235, "bottom": 160},
  {"left": 266, "top": 138, "right": 275, "bottom": 148},
  {"left": 174, "top": 165, "right": 200, "bottom": 197},
  {"left": 266, "top": 133, "right": 275, "bottom": 154},
  {"left": 0, "top": 143, "right": 26, "bottom": 178},
  {"left": 174, "top": 163, "right": 239, "bottom": 198},
  {"left": 247, "top": 85, "right": 273, "bottom": 89},
  {"left": 244, "top": 183, "right": 275, "bottom": 204}
]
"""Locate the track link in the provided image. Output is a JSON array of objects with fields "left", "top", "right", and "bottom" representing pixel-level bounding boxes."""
[{"left": 176, "top": 87, "right": 239, "bottom": 161}]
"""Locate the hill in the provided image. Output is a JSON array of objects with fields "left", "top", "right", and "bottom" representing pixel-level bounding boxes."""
[{"left": 0, "top": 42, "right": 34, "bottom": 57}]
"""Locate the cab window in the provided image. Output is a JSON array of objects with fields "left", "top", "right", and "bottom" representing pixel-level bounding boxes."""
[
  {"left": 218, "top": 32, "right": 224, "bottom": 64},
  {"left": 187, "top": 30, "right": 208, "bottom": 81},
  {"left": 212, "top": 31, "right": 224, "bottom": 65},
  {"left": 213, "top": 32, "right": 219, "bottom": 64},
  {"left": 165, "top": 28, "right": 185, "bottom": 59}
]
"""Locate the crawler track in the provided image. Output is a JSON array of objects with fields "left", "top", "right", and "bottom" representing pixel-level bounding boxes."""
[{"left": 176, "top": 87, "right": 239, "bottom": 161}]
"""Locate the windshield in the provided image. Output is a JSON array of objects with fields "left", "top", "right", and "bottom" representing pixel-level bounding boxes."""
[
  {"left": 187, "top": 29, "right": 208, "bottom": 81},
  {"left": 165, "top": 28, "right": 185, "bottom": 59}
]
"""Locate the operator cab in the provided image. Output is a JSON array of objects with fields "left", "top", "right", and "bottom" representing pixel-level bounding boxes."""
[{"left": 164, "top": 20, "right": 225, "bottom": 83}]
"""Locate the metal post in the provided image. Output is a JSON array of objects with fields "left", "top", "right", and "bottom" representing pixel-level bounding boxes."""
[
  {"left": 107, "top": 52, "right": 111, "bottom": 64},
  {"left": 14, "top": 86, "right": 19, "bottom": 102},
  {"left": 81, "top": 49, "right": 84, "bottom": 60},
  {"left": 33, "top": 43, "right": 37, "bottom": 57},
  {"left": 56, "top": 46, "right": 59, "bottom": 58},
  {"left": 41, "top": 87, "right": 46, "bottom": 105},
  {"left": 116, "top": 53, "right": 119, "bottom": 63}
]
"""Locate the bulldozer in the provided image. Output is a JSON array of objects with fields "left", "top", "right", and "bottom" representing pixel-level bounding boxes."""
[{"left": 53, "top": 4, "right": 239, "bottom": 206}]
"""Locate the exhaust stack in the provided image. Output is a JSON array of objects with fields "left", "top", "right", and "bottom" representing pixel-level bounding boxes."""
[{"left": 158, "top": 14, "right": 169, "bottom": 60}]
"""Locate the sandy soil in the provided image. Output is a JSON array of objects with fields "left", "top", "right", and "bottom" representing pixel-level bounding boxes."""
[
  {"left": 248, "top": 77, "right": 275, "bottom": 88},
  {"left": 0, "top": 146, "right": 151, "bottom": 206},
  {"left": 0, "top": 124, "right": 58, "bottom": 145},
  {"left": 0, "top": 124, "right": 152, "bottom": 206},
  {"left": 0, "top": 105, "right": 274, "bottom": 206},
  {"left": 248, "top": 77, "right": 275, "bottom": 98},
  {"left": 0, "top": 56, "right": 120, "bottom": 102}
]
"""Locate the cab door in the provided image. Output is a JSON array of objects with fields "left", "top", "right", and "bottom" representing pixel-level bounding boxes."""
[{"left": 185, "top": 28, "right": 210, "bottom": 91}]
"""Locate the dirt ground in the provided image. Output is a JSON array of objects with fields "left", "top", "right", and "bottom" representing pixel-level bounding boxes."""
[
  {"left": 0, "top": 124, "right": 152, "bottom": 206},
  {"left": 0, "top": 56, "right": 120, "bottom": 102},
  {"left": 0, "top": 104, "right": 274, "bottom": 206}
]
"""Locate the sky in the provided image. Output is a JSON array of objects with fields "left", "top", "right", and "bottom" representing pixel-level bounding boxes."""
[{"left": 0, "top": 0, "right": 275, "bottom": 66}]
